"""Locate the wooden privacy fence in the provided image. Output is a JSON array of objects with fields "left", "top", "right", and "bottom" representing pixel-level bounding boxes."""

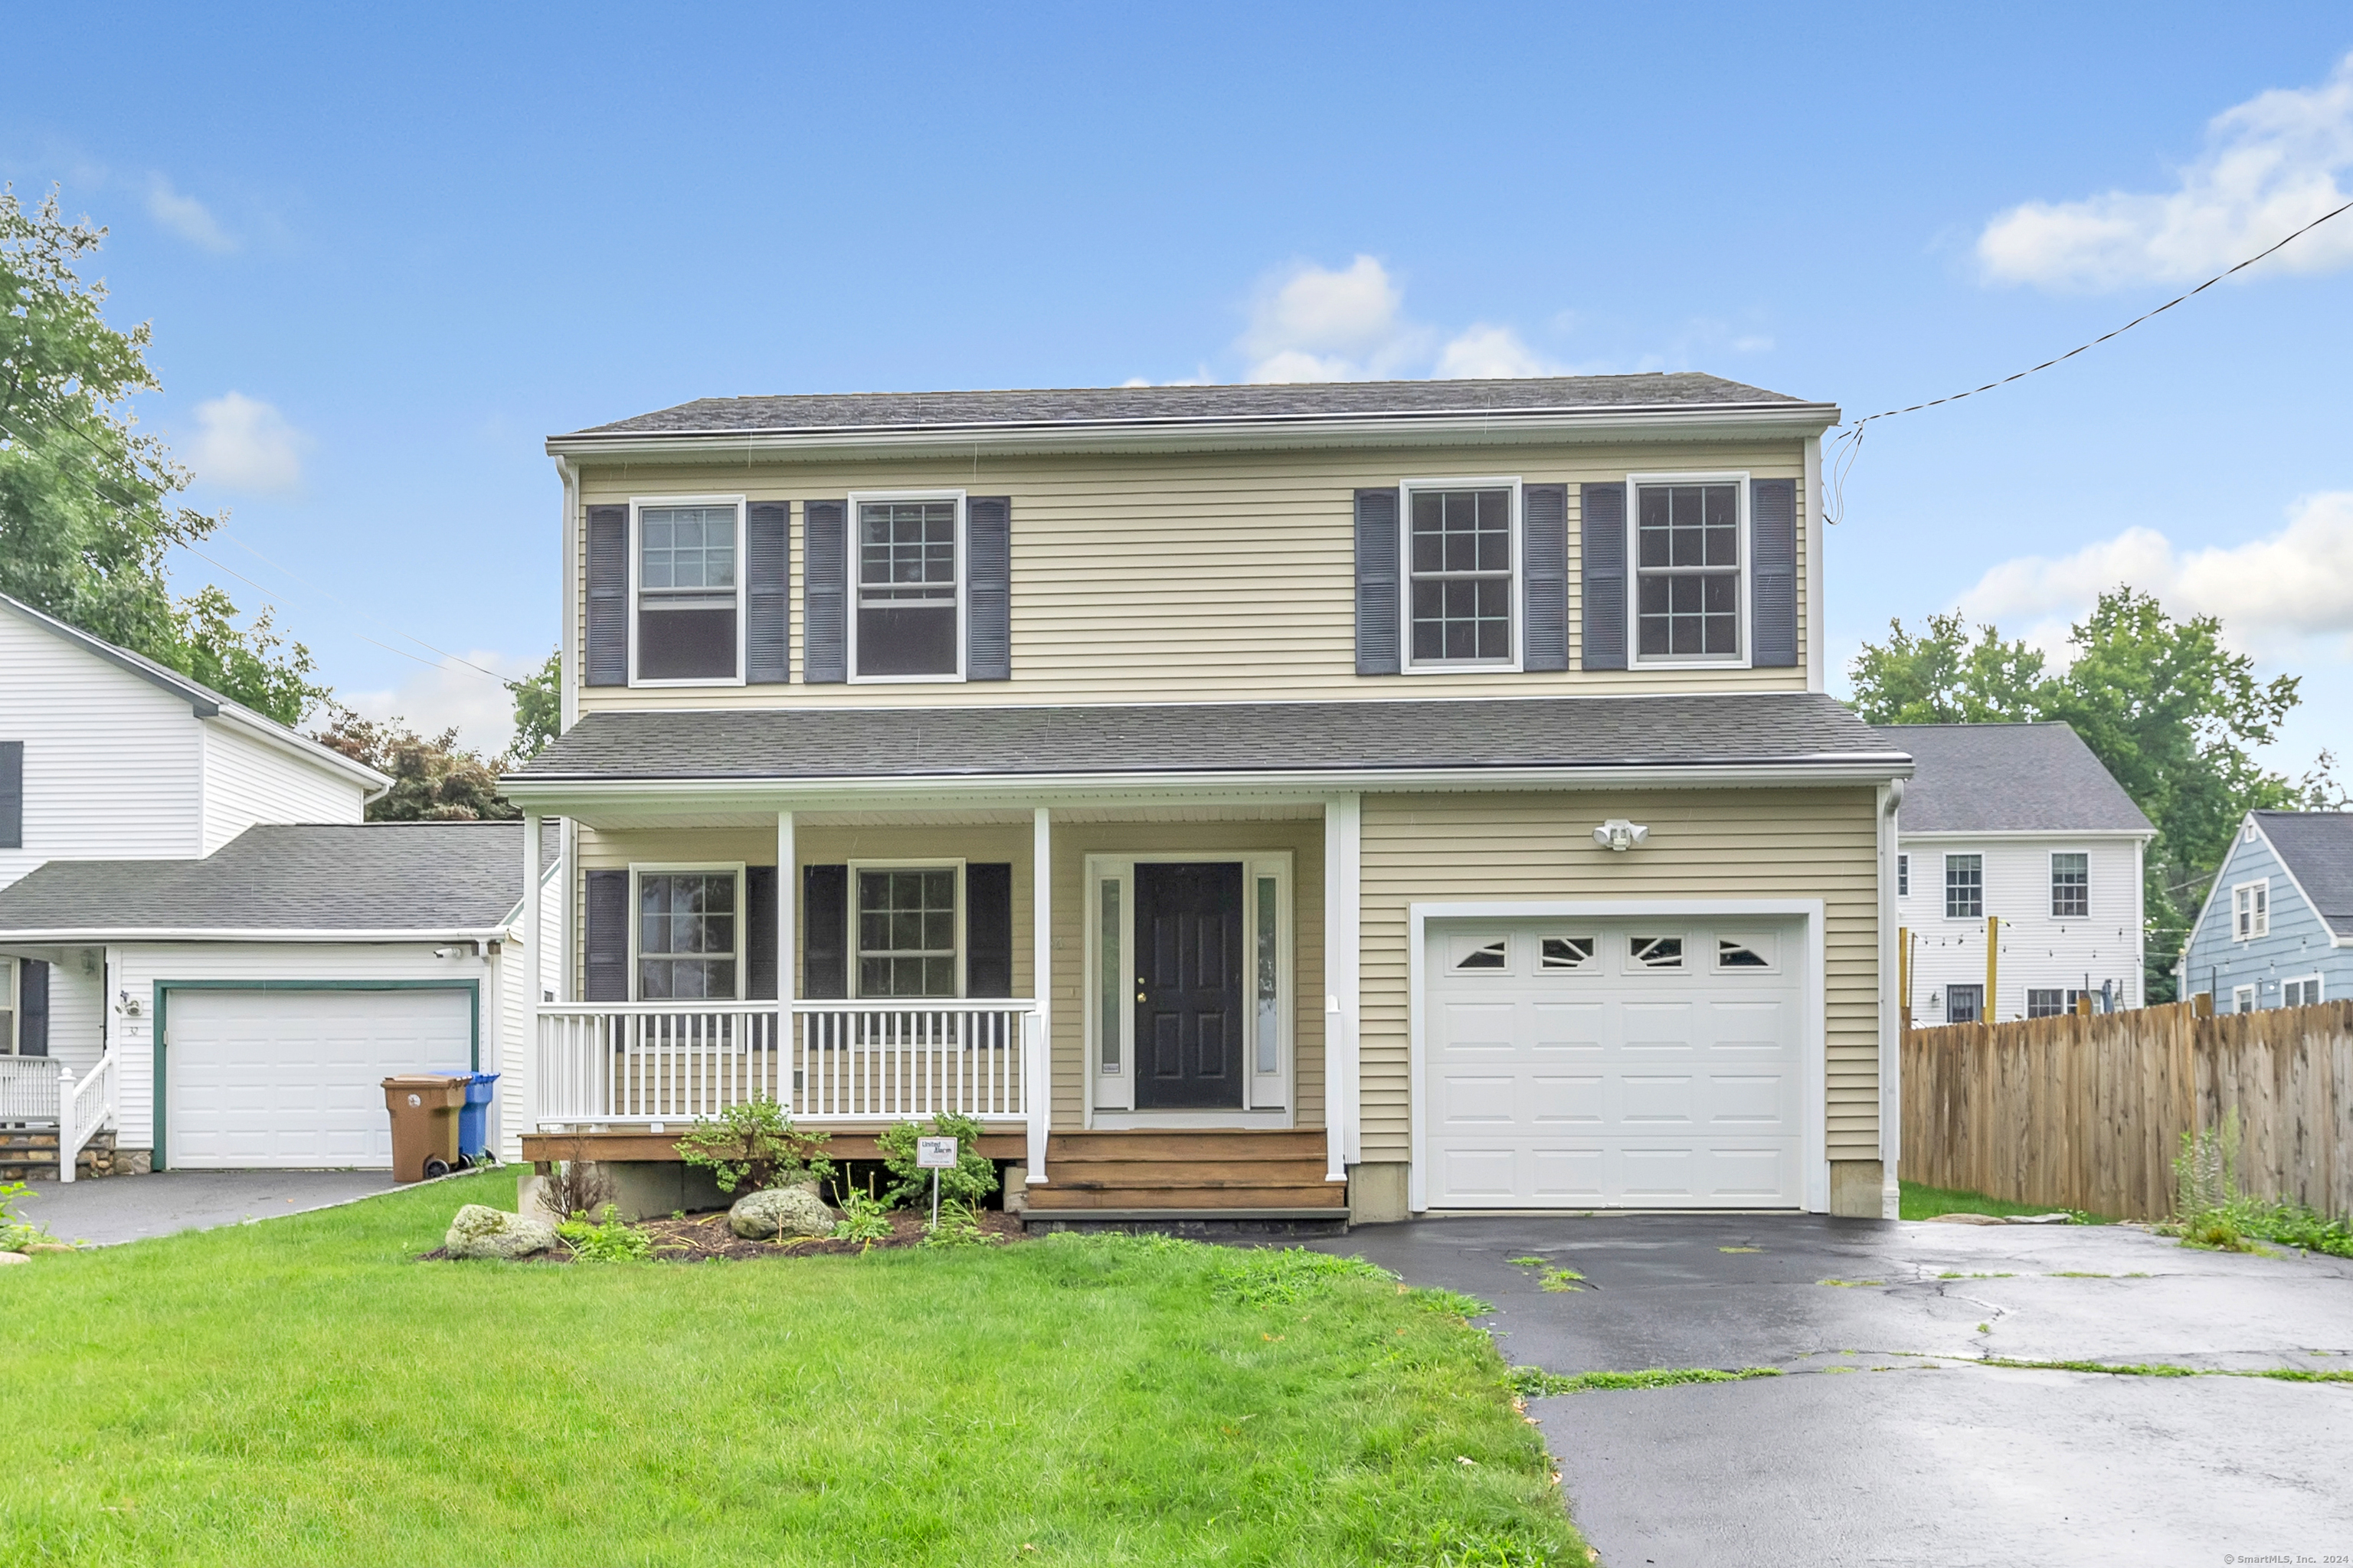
[{"left": 1902, "top": 1000, "right": 2352, "bottom": 1220}]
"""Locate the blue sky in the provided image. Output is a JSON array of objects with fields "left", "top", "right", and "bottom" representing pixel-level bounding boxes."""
[{"left": 7, "top": 4, "right": 2353, "bottom": 767}]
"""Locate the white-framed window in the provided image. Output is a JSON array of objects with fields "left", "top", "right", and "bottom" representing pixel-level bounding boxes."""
[
  {"left": 0, "top": 955, "right": 15, "bottom": 1053},
  {"left": 2284, "top": 975, "right": 2322, "bottom": 1007},
  {"left": 849, "top": 489, "right": 965, "bottom": 683},
  {"left": 853, "top": 862, "right": 965, "bottom": 998},
  {"left": 630, "top": 496, "right": 745, "bottom": 686},
  {"left": 1946, "top": 983, "right": 1983, "bottom": 1024},
  {"left": 2244, "top": 822, "right": 2260, "bottom": 844},
  {"left": 1630, "top": 471, "right": 1749, "bottom": 666},
  {"left": 2050, "top": 852, "right": 2089, "bottom": 918},
  {"left": 2232, "top": 984, "right": 2256, "bottom": 1015},
  {"left": 1540, "top": 935, "right": 1597, "bottom": 970},
  {"left": 2233, "top": 880, "right": 2269, "bottom": 941},
  {"left": 2027, "top": 987, "right": 2067, "bottom": 1019},
  {"left": 1402, "top": 477, "right": 1521, "bottom": 669},
  {"left": 1716, "top": 935, "right": 1775, "bottom": 970},
  {"left": 1896, "top": 853, "right": 1909, "bottom": 897},
  {"left": 1946, "top": 853, "right": 1983, "bottom": 919},
  {"left": 1630, "top": 935, "right": 1684, "bottom": 969},
  {"left": 632, "top": 866, "right": 743, "bottom": 1000}
]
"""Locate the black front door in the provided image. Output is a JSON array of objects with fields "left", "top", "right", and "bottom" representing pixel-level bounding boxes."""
[{"left": 1134, "top": 862, "right": 1245, "bottom": 1109}]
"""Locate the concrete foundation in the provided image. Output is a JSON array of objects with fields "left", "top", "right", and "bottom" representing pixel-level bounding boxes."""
[
  {"left": 1347, "top": 1160, "right": 1409, "bottom": 1224},
  {"left": 522, "top": 1160, "right": 732, "bottom": 1222},
  {"left": 1829, "top": 1158, "right": 1887, "bottom": 1218}
]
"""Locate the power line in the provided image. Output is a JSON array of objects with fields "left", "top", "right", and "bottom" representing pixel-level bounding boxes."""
[{"left": 1828, "top": 195, "right": 2353, "bottom": 523}]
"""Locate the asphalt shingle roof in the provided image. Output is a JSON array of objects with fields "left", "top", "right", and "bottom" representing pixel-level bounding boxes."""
[
  {"left": 1872, "top": 723, "right": 2152, "bottom": 834},
  {"left": 512, "top": 693, "right": 1902, "bottom": 783},
  {"left": 567, "top": 373, "right": 1816, "bottom": 438},
  {"left": 0, "top": 821, "right": 551, "bottom": 935},
  {"left": 2253, "top": 811, "right": 2353, "bottom": 931}
]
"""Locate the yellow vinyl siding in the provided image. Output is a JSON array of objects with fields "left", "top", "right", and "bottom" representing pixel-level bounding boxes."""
[
  {"left": 1358, "top": 787, "right": 1882, "bottom": 1163},
  {"left": 570, "top": 439, "right": 1808, "bottom": 710}
]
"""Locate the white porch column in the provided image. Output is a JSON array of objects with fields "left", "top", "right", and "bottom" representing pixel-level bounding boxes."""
[
  {"left": 521, "top": 812, "right": 542, "bottom": 1142},
  {"left": 1028, "top": 805, "right": 1051, "bottom": 1184},
  {"left": 1323, "top": 794, "right": 1361, "bottom": 1183},
  {"left": 777, "top": 810, "right": 795, "bottom": 1109}
]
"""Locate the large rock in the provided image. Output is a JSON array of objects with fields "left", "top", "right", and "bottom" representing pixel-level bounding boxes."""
[
  {"left": 0, "top": 1250, "right": 28, "bottom": 1265},
  {"left": 729, "top": 1184, "right": 835, "bottom": 1239},
  {"left": 445, "top": 1203, "right": 558, "bottom": 1260}
]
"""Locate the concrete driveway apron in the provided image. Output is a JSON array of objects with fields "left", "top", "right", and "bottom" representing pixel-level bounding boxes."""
[
  {"left": 14, "top": 1169, "right": 398, "bottom": 1246},
  {"left": 1322, "top": 1214, "right": 2353, "bottom": 1567}
]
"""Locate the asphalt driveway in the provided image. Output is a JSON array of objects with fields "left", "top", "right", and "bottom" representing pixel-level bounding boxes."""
[
  {"left": 1324, "top": 1215, "right": 2353, "bottom": 1566},
  {"left": 13, "top": 1169, "right": 398, "bottom": 1246}
]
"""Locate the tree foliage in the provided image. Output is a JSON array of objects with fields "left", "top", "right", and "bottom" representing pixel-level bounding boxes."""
[
  {"left": 0, "top": 187, "right": 321, "bottom": 725},
  {"left": 1851, "top": 588, "right": 2336, "bottom": 1001},
  {"left": 314, "top": 707, "right": 519, "bottom": 821},
  {"left": 510, "top": 647, "right": 559, "bottom": 761}
]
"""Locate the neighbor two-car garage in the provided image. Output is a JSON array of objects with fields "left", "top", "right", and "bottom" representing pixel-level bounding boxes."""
[
  {"left": 163, "top": 987, "right": 473, "bottom": 1169},
  {"left": 1421, "top": 915, "right": 1815, "bottom": 1209}
]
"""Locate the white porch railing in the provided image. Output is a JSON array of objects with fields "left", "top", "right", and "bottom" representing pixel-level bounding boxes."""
[
  {"left": 59, "top": 1050, "right": 117, "bottom": 1183},
  {"left": 535, "top": 1000, "right": 1036, "bottom": 1127},
  {"left": 0, "top": 1056, "right": 61, "bottom": 1124}
]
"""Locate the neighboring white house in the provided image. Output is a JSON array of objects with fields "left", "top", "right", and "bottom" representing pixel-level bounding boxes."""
[{"left": 1878, "top": 723, "right": 2153, "bottom": 1025}]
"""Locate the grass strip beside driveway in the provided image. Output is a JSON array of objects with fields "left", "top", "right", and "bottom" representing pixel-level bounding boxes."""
[{"left": 0, "top": 1170, "right": 1581, "bottom": 1566}]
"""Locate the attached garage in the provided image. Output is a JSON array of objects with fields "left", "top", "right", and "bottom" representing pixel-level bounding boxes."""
[
  {"left": 1418, "top": 910, "right": 1820, "bottom": 1210},
  {"left": 164, "top": 987, "right": 473, "bottom": 1169}
]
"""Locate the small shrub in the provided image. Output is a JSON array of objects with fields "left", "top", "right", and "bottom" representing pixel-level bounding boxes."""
[
  {"left": 675, "top": 1097, "right": 833, "bottom": 1195},
  {"left": 921, "top": 1197, "right": 1000, "bottom": 1248},
  {"left": 875, "top": 1111, "right": 997, "bottom": 1209},
  {"left": 538, "top": 1136, "right": 614, "bottom": 1221},
  {"left": 557, "top": 1205, "right": 653, "bottom": 1262},
  {"left": 830, "top": 1182, "right": 895, "bottom": 1249},
  {"left": 0, "top": 1180, "right": 62, "bottom": 1252}
]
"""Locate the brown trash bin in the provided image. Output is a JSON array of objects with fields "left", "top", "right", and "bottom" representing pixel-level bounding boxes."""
[{"left": 381, "top": 1075, "right": 468, "bottom": 1182}]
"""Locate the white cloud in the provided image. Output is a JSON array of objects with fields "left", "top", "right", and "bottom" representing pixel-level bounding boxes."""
[
  {"left": 342, "top": 651, "right": 536, "bottom": 759},
  {"left": 1959, "top": 490, "right": 2353, "bottom": 663},
  {"left": 1432, "top": 324, "right": 1569, "bottom": 380},
  {"left": 1241, "top": 255, "right": 1432, "bottom": 382},
  {"left": 145, "top": 175, "right": 236, "bottom": 254},
  {"left": 185, "top": 392, "right": 310, "bottom": 494},
  {"left": 1978, "top": 52, "right": 2353, "bottom": 288}
]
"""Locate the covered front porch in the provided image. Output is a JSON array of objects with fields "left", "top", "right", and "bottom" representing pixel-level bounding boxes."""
[{"left": 509, "top": 789, "right": 1363, "bottom": 1224}]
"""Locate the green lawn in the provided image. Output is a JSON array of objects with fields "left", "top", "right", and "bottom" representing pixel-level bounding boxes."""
[
  {"left": 1, "top": 1170, "right": 1582, "bottom": 1566},
  {"left": 1899, "top": 1180, "right": 2112, "bottom": 1223}
]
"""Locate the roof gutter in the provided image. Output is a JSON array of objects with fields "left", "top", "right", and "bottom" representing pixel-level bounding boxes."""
[
  {"left": 0, "top": 926, "right": 516, "bottom": 946},
  {"left": 545, "top": 403, "right": 1843, "bottom": 463}
]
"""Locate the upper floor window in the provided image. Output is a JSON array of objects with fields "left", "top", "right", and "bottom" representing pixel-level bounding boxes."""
[
  {"left": 1406, "top": 483, "right": 1517, "bottom": 667},
  {"left": 1945, "top": 853, "right": 1982, "bottom": 918},
  {"left": 853, "top": 494, "right": 963, "bottom": 681},
  {"left": 1897, "top": 853, "right": 1909, "bottom": 897},
  {"left": 2050, "top": 853, "right": 2089, "bottom": 918},
  {"left": 635, "top": 501, "right": 742, "bottom": 683},
  {"left": 1634, "top": 478, "right": 1743, "bottom": 663},
  {"left": 637, "top": 870, "right": 738, "bottom": 999},
  {"left": 2234, "top": 880, "right": 2268, "bottom": 941}
]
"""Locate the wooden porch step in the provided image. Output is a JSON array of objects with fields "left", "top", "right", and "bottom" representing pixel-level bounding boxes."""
[
  {"left": 1023, "top": 1183, "right": 1348, "bottom": 1211},
  {"left": 1047, "top": 1159, "right": 1331, "bottom": 1190},
  {"left": 1046, "top": 1131, "right": 1327, "bottom": 1162}
]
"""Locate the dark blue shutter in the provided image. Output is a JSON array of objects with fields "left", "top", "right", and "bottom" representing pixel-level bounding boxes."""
[
  {"left": 1521, "top": 484, "right": 1569, "bottom": 672},
  {"left": 21, "top": 958, "right": 50, "bottom": 1057},
  {"left": 745, "top": 865, "right": 778, "bottom": 1001},
  {"left": 967, "top": 496, "right": 1011, "bottom": 680},
  {"left": 746, "top": 502, "right": 790, "bottom": 684},
  {"left": 1750, "top": 478, "right": 1798, "bottom": 668},
  {"left": 803, "top": 501, "right": 848, "bottom": 683},
  {"left": 1579, "top": 483, "right": 1627, "bottom": 670},
  {"left": 803, "top": 866, "right": 848, "bottom": 998},
  {"left": 0, "top": 740, "right": 21, "bottom": 849},
  {"left": 584, "top": 869, "right": 629, "bottom": 1001},
  {"left": 1354, "top": 488, "right": 1401, "bottom": 675},
  {"left": 586, "top": 506, "right": 629, "bottom": 686},
  {"left": 966, "top": 863, "right": 1013, "bottom": 997}
]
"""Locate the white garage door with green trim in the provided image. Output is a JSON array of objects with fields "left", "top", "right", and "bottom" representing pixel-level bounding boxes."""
[
  {"left": 166, "top": 989, "right": 471, "bottom": 1169},
  {"left": 1424, "top": 918, "right": 1807, "bottom": 1208}
]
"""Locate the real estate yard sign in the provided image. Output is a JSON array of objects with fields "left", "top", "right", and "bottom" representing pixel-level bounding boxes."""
[{"left": 917, "top": 1137, "right": 957, "bottom": 1227}]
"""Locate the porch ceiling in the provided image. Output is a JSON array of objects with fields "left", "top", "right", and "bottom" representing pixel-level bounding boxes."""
[{"left": 555, "top": 800, "right": 1327, "bottom": 832}]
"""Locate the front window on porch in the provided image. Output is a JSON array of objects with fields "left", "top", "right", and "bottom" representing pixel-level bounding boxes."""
[
  {"left": 638, "top": 872, "right": 738, "bottom": 999},
  {"left": 859, "top": 868, "right": 959, "bottom": 997}
]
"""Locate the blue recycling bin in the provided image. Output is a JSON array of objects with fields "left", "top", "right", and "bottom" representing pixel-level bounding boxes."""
[{"left": 457, "top": 1072, "right": 500, "bottom": 1161}]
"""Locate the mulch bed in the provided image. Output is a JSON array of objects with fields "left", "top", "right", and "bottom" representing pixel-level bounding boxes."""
[{"left": 419, "top": 1206, "right": 1025, "bottom": 1263}]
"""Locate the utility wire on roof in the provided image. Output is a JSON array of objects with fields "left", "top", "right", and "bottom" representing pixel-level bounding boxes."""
[{"left": 1826, "top": 195, "right": 2353, "bottom": 525}]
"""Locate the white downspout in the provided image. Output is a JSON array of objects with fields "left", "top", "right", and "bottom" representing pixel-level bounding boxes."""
[
  {"left": 1323, "top": 794, "right": 1361, "bottom": 1185},
  {"left": 1877, "top": 780, "right": 1903, "bottom": 1219},
  {"left": 1028, "top": 806, "right": 1050, "bottom": 1186},
  {"left": 777, "top": 810, "right": 795, "bottom": 1111},
  {"left": 522, "top": 812, "right": 542, "bottom": 1141}
]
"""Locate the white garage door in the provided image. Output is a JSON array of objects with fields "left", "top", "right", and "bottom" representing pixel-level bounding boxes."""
[
  {"left": 167, "top": 989, "right": 471, "bottom": 1169},
  {"left": 1425, "top": 918, "right": 1808, "bottom": 1208}
]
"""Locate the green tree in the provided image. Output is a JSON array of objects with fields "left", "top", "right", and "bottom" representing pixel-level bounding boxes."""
[
  {"left": 0, "top": 186, "right": 321, "bottom": 725},
  {"left": 1851, "top": 588, "right": 2332, "bottom": 1003},
  {"left": 510, "top": 648, "right": 559, "bottom": 761},
  {"left": 313, "top": 708, "right": 519, "bottom": 821}
]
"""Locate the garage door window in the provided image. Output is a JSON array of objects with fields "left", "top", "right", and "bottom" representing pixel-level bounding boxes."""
[
  {"left": 1540, "top": 936, "right": 1596, "bottom": 970},
  {"left": 638, "top": 872, "right": 740, "bottom": 999},
  {"left": 1716, "top": 938, "right": 1772, "bottom": 969},
  {"left": 1456, "top": 939, "right": 1509, "bottom": 971},
  {"left": 1630, "top": 935, "right": 1684, "bottom": 969}
]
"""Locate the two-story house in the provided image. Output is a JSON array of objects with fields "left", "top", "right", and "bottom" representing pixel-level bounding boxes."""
[
  {"left": 1880, "top": 723, "right": 2153, "bottom": 1025},
  {"left": 2178, "top": 810, "right": 2353, "bottom": 1013},
  {"left": 0, "top": 591, "right": 558, "bottom": 1177},
  {"left": 506, "top": 374, "right": 1914, "bottom": 1224}
]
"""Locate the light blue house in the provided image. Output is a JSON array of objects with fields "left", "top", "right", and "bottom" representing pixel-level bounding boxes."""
[{"left": 2178, "top": 811, "right": 2353, "bottom": 1013}]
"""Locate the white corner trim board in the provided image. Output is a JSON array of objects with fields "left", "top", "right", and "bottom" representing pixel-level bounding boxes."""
[{"left": 1406, "top": 897, "right": 1829, "bottom": 1215}]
